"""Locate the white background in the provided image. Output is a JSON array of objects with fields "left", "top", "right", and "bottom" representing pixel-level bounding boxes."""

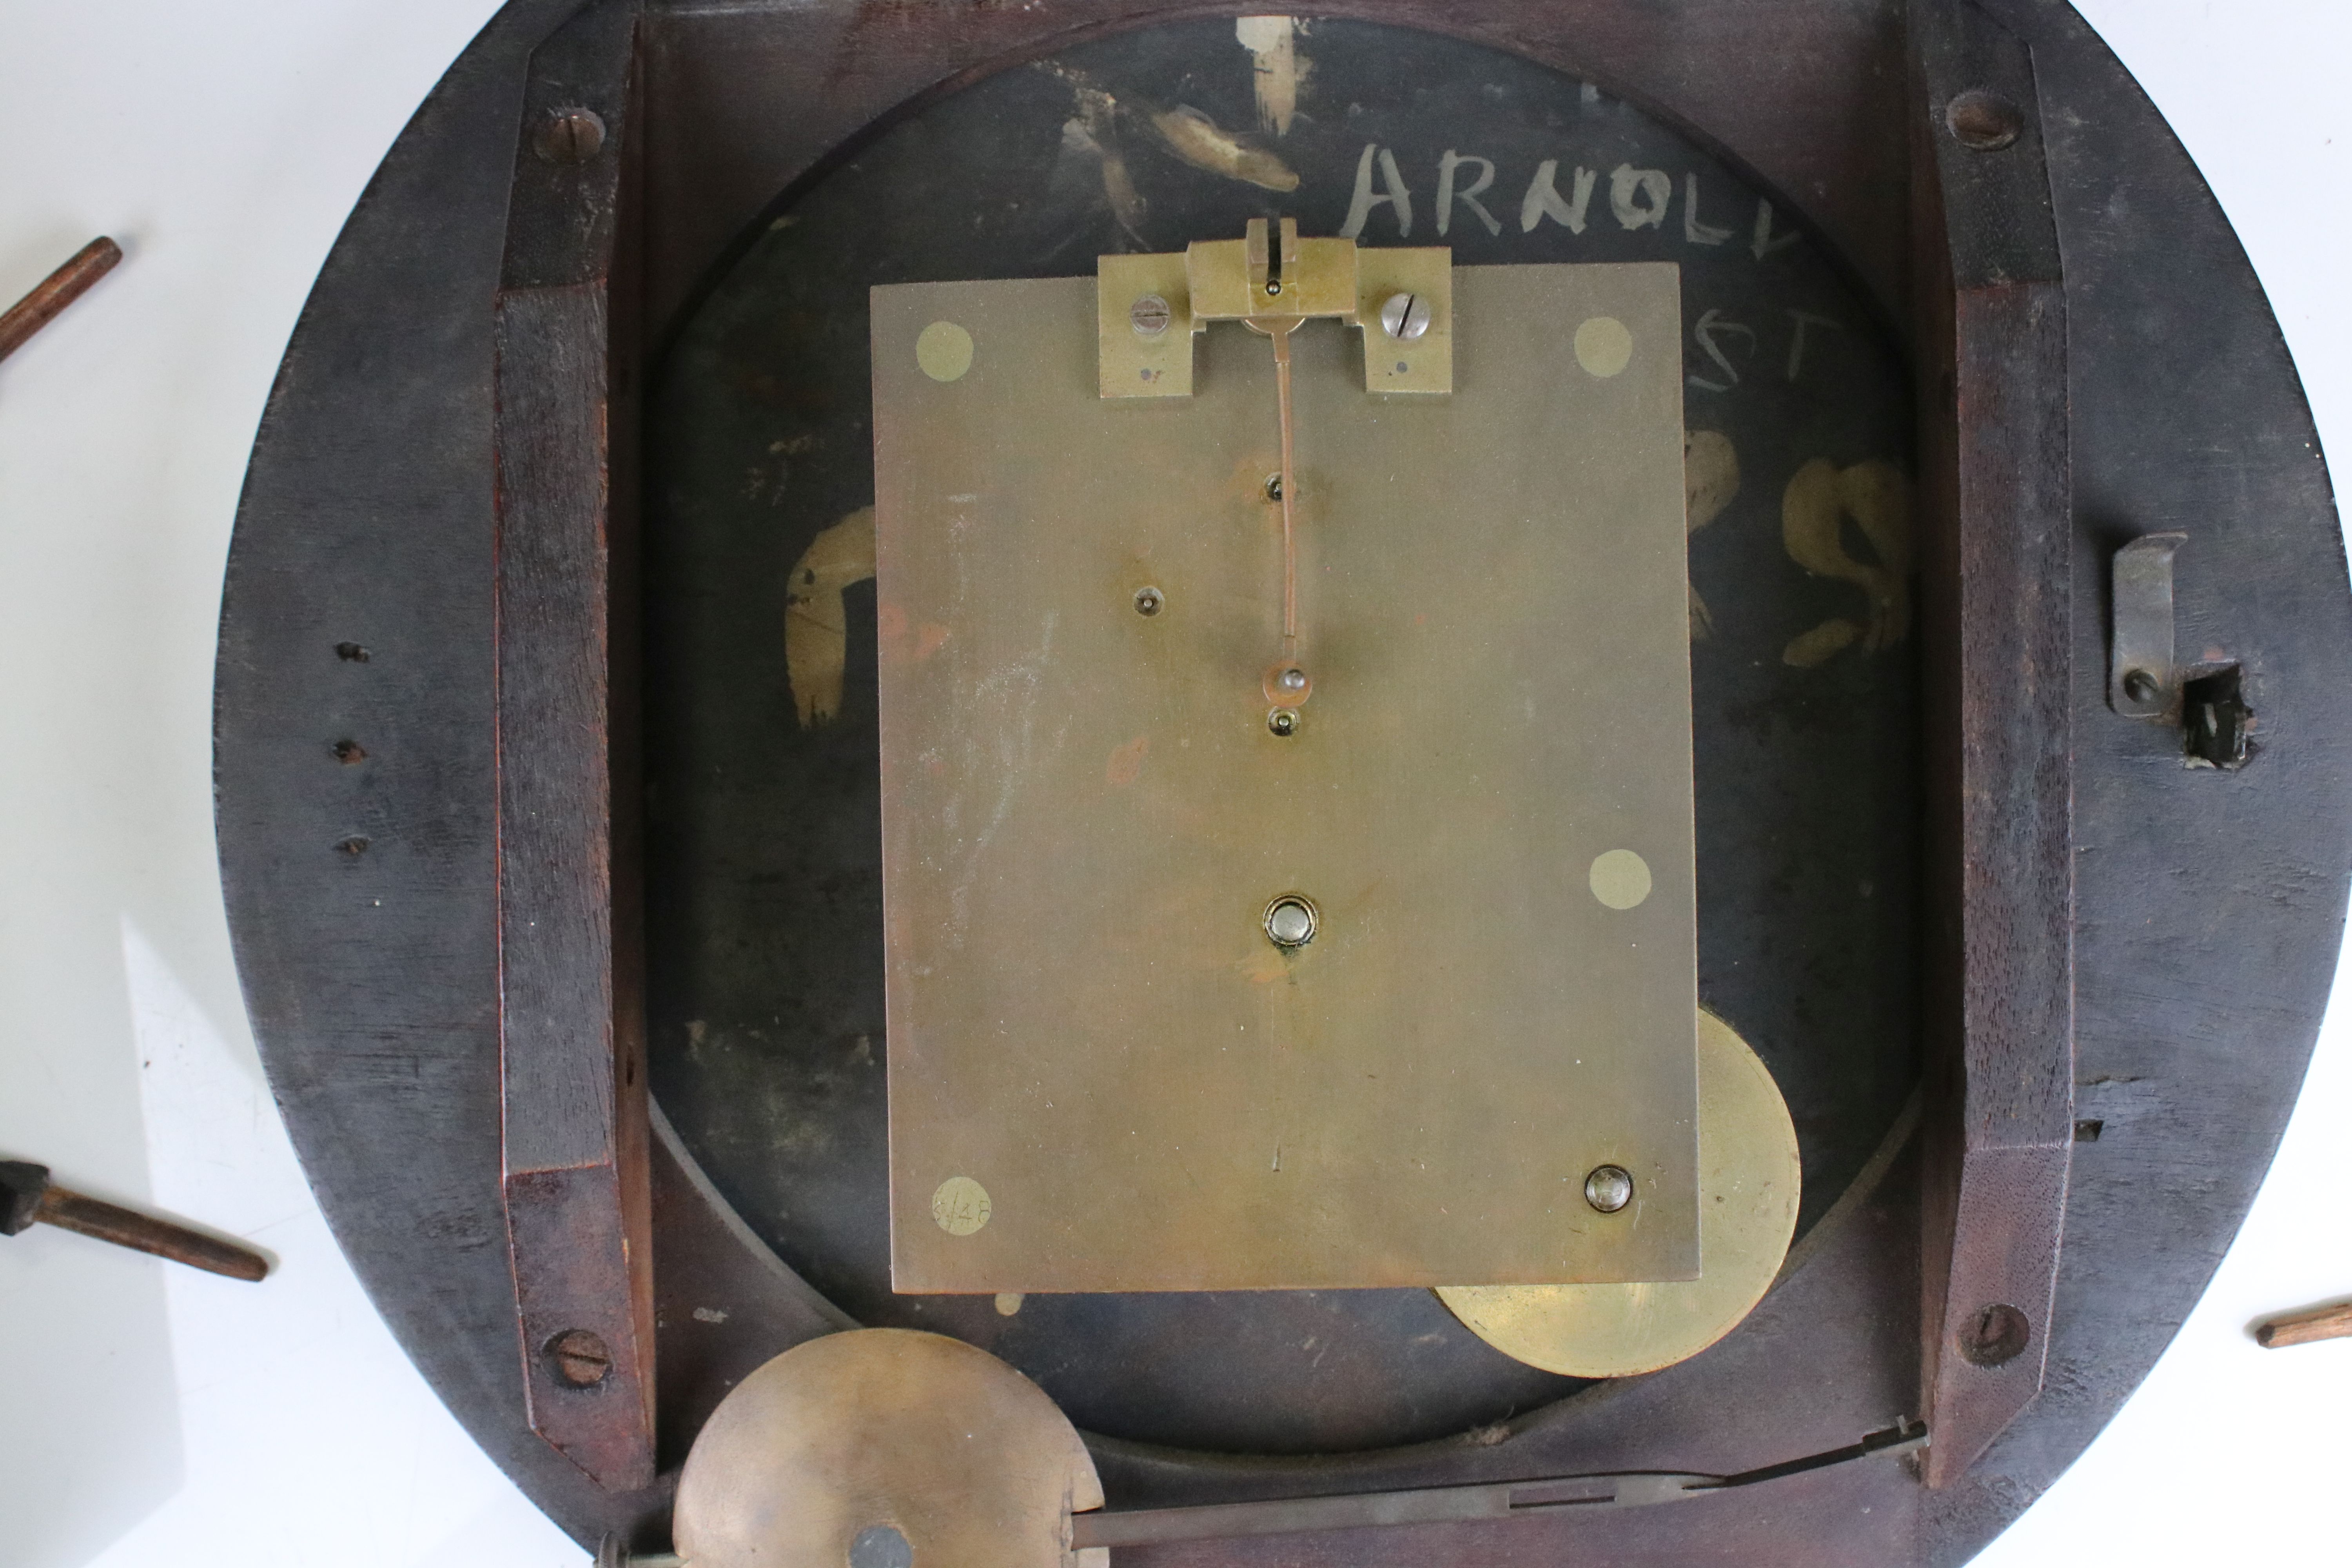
[{"left": 0, "top": 3, "right": 2344, "bottom": 1564}]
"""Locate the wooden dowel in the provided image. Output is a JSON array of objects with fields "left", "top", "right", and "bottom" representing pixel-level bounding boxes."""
[
  {"left": 34, "top": 1184, "right": 269, "bottom": 1282},
  {"left": 0, "top": 237, "right": 122, "bottom": 364},
  {"left": 2255, "top": 1301, "right": 2352, "bottom": 1348}
]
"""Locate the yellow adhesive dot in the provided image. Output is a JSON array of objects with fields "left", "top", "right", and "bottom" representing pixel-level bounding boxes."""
[
  {"left": 1574, "top": 315, "right": 1634, "bottom": 378},
  {"left": 916, "top": 320, "right": 975, "bottom": 382},
  {"left": 1589, "top": 849, "right": 1653, "bottom": 910},
  {"left": 931, "top": 1175, "right": 992, "bottom": 1235},
  {"left": 994, "top": 1291, "right": 1025, "bottom": 1317}
]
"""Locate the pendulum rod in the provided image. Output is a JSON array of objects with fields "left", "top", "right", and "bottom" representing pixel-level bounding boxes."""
[
  {"left": 1097, "top": 217, "right": 1455, "bottom": 718},
  {"left": 1272, "top": 319, "right": 1299, "bottom": 648},
  {"left": 1246, "top": 308, "right": 1312, "bottom": 715}
]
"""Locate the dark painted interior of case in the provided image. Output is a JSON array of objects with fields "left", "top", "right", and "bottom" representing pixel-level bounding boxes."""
[{"left": 641, "top": 16, "right": 1919, "bottom": 1457}]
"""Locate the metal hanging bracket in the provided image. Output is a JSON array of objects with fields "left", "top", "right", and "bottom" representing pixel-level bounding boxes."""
[
  {"left": 2109, "top": 533, "right": 2186, "bottom": 719},
  {"left": 1098, "top": 216, "right": 1452, "bottom": 397}
]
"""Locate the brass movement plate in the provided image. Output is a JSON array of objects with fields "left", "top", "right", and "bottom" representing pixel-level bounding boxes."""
[
  {"left": 873, "top": 263, "right": 1695, "bottom": 1293},
  {"left": 1436, "top": 1009, "right": 1801, "bottom": 1377}
]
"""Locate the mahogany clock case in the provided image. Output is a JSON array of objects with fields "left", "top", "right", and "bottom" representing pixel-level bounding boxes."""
[{"left": 213, "top": 0, "right": 2352, "bottom": 1563}]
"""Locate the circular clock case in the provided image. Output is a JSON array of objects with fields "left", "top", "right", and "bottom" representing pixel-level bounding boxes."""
[{"left": 215, "top": 1, "right": 2352, "bottom": 1560}]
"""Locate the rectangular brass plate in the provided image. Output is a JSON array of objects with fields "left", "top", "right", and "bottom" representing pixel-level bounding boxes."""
[
  {"left": 1350, "top": 245, "right": 1451, "bottom": 393},
  {"left": 874, "top": 264, "right": 1695, "bottom": 1293},
  {"left": 1098, "top": 252, "right": 1193, "bottom": 397}
]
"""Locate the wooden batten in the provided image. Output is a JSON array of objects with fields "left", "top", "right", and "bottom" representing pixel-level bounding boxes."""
[
  {"left": 1909, "top": 0, "right": 2077, "bottom": 1490},
  {"left": 492, "top": 0, "right": 654, "bottom": 1494}
]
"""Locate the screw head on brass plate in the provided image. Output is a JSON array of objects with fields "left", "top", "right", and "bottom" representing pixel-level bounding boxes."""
[
  {"left": 1583, "top": 1165, "right": 1633, "bottom": 1213},
  {"left": 1129, "top": 294, "right": 1172, "bottom": 337},
  {"left": 1268, "top": 707, "right": 1300, "bottom": 737},
  {"left": 1133, "top": 585, "right": 1163, "bottom": 616},
  {"left": 1264, "top": 896, "right": 1317, "bottom": 947},
  {"left": 1261, "top": 661, "right": 1314, "bottom": 706},
  {"left": 546, "top": 1328, "right": 612, "bottom": 1388},
  {"left": 1436, "top": 1009, "right": 1800, "bottom": 1378},
  {"left": 1379, "top": 291, "right": 1431, "bottom": 341}
]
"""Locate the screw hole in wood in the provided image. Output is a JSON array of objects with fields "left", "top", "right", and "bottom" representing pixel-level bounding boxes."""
[
  {"left": 1945, "top": 89, "right": 2023, "bottom": 151},
  {"left": 1958, "top": 1303, "right": 2031, "bottom": 1368}
]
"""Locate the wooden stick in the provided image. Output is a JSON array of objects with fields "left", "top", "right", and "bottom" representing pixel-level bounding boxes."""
[
  {"left": 32, "top": 1183, "right": 268, "bottom": 1281},
  {"left": 0, "top": 237, "right": 122, "bottom": 364},
  {"left": 2256, "top": 1301, "right": 2352, "bottom": 1348}
]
